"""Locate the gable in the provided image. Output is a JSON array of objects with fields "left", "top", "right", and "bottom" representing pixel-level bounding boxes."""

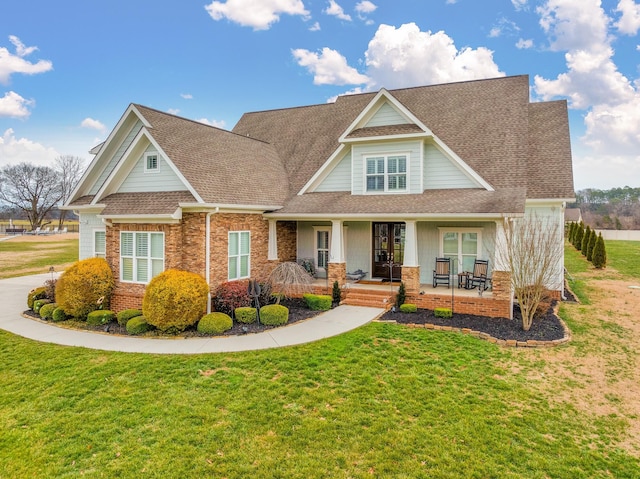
[
  {"left": 364, "top": 102, "right": 410, "bottom": 128},
  {"left": 423, "top": 142, "right": 479, "bottom": 189},
  {"left": 117, "top": 145, "right": 188, "bottom": 193}
]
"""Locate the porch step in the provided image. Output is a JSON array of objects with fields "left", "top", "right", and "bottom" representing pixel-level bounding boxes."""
[{"left": 342, "top": 289, "right": 396, "bottom": 309}]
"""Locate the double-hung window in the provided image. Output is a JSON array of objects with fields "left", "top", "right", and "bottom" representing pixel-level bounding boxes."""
[
  {"left": 228, "top": 231, "right": 250, "bottom": 280},
  {"left": 94, "top": 229, "right": 106, "bottom": 258},
  {"left": 365, "top": 154, "right": 407, "bottom": 192},
  {"left": 120, "top": 232, "right": 164, "bottom": 283}
]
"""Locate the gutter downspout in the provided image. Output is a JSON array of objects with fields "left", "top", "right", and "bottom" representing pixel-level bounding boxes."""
[{"left": 205, "top": 208, "right": 219, "bottom": 313}]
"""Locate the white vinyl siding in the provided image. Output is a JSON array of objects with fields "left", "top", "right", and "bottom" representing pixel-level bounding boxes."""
[
  {"left": 423, "top": 143, "right": 479, "bottom": 190},
  {"left": 79, "top": 213, "right": 105, "bottom": 260},
  {"left": 353, "top": 140, "right": 421, "bottom": 194},
  {"left": 315, "top": 152, "right": 352, "bottom": 192},
  {"left": 228, "top": 231, "right": 250, "bottom": 280},
  {"left": 365, "top": 102, "right": 409, "bottom": 127},
  {"left": 94, "top": 229, "right": 106, "bottom": 258},
  {"left": 118, "top": 146, "right": 187, "bottom": 193},
  {"left": 120, "top": 232, "right": 164, "bottom": 283}
]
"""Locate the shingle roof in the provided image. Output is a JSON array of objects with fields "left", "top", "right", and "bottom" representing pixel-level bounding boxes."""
[
  {"left": 100, "top": 191, "right": 196, "bottom": 216},
  {"left": 346, "top": 124, "right": 424, "bottom": 138}
]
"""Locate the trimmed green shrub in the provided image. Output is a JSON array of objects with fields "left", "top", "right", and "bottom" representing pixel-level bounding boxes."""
[
  {"left": 260, "top": 304, "right": 289, "bottom": 326},
  {"left": 303, "top": 293, "right": 332, "bottom": 311},
  {"left": 28, "top": 287, "right": 47, "bottom": 310},
  {"left": 197, "top": 312, "right": 233, "bottom": 334},
  {"left": 434, "top": 307, "right": 453, "bottom": 319},
  {"left": 117, "top": 309, "right": 142, "bottom": 326},
  {"left": 573, "top": 221, "right": 584, "bottom": 250},
  {"left": 234, "top": 306, "right": 257, "bottom": 324},
  {"left": 87, "top": 309, "right": 115, "bottom": 326},
  {"left": 396, "top": 282, "right": 406, "bottom": 308},
  {"left": 33, "top": 299, "right": 51, "bottom": 314},
  {"left": 399, "top": 303, "right": 417, "bottom": 313},
  {"left": 126, "top": 316, "right": 153, "bottom": 335},
  {"left": 142, "top": 269, "right": 209, "bottom": 332},
  {"left": 581, "top": 225, "right": 591, "bottom": 256},
  {"left": 332, "top": 280, "right": 341, "bottom": 304},
  {"left": 592, "top": 233, "right": 607, "bottom": 269},
  {"left": 587, "top": 229, "right": 597, "bottom": 262},
  {"left": 214, "top": 280, "right": 251, "bottom": 317},
  {"left": 39, "top": 303, "right": 57, "bottom": 320},
  {"left": 56, "top": 257, "right": 115, "bottom": 320},
  {"left": 52, "top": 307, "right": 68, "bottom": 323}
]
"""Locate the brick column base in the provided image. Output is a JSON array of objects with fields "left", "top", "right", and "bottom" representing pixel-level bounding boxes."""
[
  {"left": 327, "top": 262, "right": 346, "bottom": 289},
  {"left": 401, "top": 266, "right": 420, "bottom": 295},
  {"left": 491, "top": 270, "right": 512, "bottom": 301}
]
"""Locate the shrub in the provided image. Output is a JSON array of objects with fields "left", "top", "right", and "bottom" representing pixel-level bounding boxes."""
[
  {"left": 592, "top": 233, "right": 607, "bottom": 269},
  {"left": 434, "top": 307, "right": 452, "bottom": 319},
  {"left": 126, "top": 316, "right": 153, "bottom": 335},
  {"left": 235, "top": 306, "right": 257, "bottom": 324},
  {"left": 33, "top": 299, "right": 51, "bottom": 314},
  {"left": 303, "top": 293, "right": 332, "bottom": 311},
  {"left": 214, "top": 280, "right": 251, "bottom": 317},
  {"left": 399, "top": 303, "right": 417, "bottom": 313},
  {"left": 573, "top": 221, "right": 584, "bottom": 250},
  {"left": 332, "top": 280, "right": 342, "bottom": 304},
  {"left": 396, "top": 282, "right": 406, "bottom": 308},
  {"left": 44, "top": 279, "right": 57, "bottom": 301},
  {"left": 27, "top": 287, "right": 47, "bottom": 310},
  {"left": 117, "top": 309, "right": 142, "bottom": 326},
  {"left": 142, "top": 269, "right": 209, "bottom": 332},
  {"left": 260, "top": 304, "right": 289, "bottom": 326},
  {"left": 87, "top": 309, "right": 115, "bottom": 326},
  {"left": 197, "top": 312, "right": 233, "bottom": 334},
  {"left": 52, "top": 307, "right": 68, "bottom": 323},
  {"left": 56, "top": 257, "right": 115, "bottom": 319},
  {"left": 39, "top": 303, "right": 58, "bottom": 320},
  {"left": 581, "top": 225, "right": 591, "bottom": 256},
  {"left": 587, "top": 229, "right": 597, "bottom": 262}
]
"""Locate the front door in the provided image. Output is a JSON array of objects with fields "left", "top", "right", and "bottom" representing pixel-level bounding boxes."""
[{"left": 372, "top": 222, "right": 405, "bottom": 279}]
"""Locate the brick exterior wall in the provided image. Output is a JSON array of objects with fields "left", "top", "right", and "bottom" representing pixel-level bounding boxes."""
[
  {"left": 327, "top": 262, "right": 346, "bottom": 288},
  {"left": 401, "top": 266, "right": 420, "bottom": 295},
  {"left": 406, "top": 292, "right": 512, "bottom": 319}
]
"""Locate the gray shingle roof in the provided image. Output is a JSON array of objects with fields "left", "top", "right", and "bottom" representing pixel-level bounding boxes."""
[{"left": 100, "top": 191, "right": 196, "bottom": 216}]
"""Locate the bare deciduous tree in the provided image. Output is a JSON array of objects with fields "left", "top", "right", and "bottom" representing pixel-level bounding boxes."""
[
  {"left": 266, "top": 262, "right": 314, "bottom": 304},
  {"left": 499, "top": 213, "right": 564, "bottom": 331},
  {"left": 55, "top": 155, "right": 85, "bottom": 227}
]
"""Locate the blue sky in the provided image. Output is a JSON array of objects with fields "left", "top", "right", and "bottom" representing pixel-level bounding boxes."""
[{"left": 1, "top": 0, "right": 639, "bottom": 191}]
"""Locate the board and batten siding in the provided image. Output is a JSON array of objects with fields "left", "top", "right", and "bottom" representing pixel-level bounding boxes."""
[
  {"left": 365, "top": 102, "right": 409, "bottom": 127},
  {"left": 78, "top": 213, "right": 105, "bottom": 260},
  {"left": 118, "top": 146, "right": 187, "bottom": 193},
  {"left": 423, "top": 143, "right": 478, "bottom": 190},
  {"left": 89, "top": 120, "right": 144, "bottom": 196},
  {"left": 344, "top": 222, "right": 370, "bottom": 278},
  {"left": 315, "top": 152, "right": 352, "bottom": 192}
]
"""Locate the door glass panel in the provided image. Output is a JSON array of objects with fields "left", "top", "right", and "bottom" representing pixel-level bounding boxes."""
[{"left": 393, "top": 224, "right": 405, "bottom": 264}]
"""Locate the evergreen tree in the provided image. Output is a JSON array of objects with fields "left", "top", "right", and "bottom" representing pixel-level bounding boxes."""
[
  {"left": 574, "top": 221, "right": 584, "bottom": 250},
  {"left": 581, "top": 225, "right": 591, "bottom": 256},
  {"left": 592, "top": 233, "right": 607, "bottom": 269},
  {"left": 587, "top": 228, "right": 597, "bottom": 262},
  {"left": 568, "top": 222, "right": 575, "bottom": 243}
]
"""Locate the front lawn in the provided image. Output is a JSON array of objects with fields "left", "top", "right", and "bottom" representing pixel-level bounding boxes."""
[{"left": 0, "top": 236, "right": 78, "bottom": 279}]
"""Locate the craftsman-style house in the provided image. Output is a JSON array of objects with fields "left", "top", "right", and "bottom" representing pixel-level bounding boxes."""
[{"left": 64, "top": 75, "right": 575, "bottom": 318}]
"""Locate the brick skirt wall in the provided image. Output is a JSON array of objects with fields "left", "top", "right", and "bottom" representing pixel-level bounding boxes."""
[{"left": 408, "top": 293, "right": 512, "bottom": 319}]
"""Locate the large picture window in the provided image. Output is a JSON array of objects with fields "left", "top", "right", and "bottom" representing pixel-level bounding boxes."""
[
  {"left": 229, "top": 231, "right": 250, "bottom": 280},
  {"left": 365, "top": 154, "right": 407, "bottom": 193},
  {"left": 439, "top": 228, "right": 482, "bottom": 275},
  {"left": 120, "top": 232, "right": 164, "bottom": 283}
]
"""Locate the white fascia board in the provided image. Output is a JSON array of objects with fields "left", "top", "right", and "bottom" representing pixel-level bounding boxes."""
[
  {"left": 98, "top": 208, "right": 182, "bottom": 224},
  {"left": 179, "top": 202, "right": 283, "bottom": 212},
  {"left": 298, "top": 144, "right": 347, "bottom": 195},
  {"left": 60, "top": 204, "right": 105, "bottom": 213},
  {"left": 526, "top": 198, "right": 575, "bottom": 206},
  {"left": 430, "top": 136, "right": 495, "bottom": 191},
  {"left": 264, "top": 212, "right": 521, "bottom": 221}
]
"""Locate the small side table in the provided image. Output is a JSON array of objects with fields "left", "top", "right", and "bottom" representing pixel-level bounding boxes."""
[{"left": 457, "top": 272, "right": 471, "bottom": 289}]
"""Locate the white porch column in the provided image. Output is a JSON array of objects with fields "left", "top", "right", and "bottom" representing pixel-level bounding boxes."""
[
  {"left": 329, "top": 219, "right": 344, "bottom": 263},
  {"left": 403, "top": 220, "right": 418, "bottom": 266},
  {"left": 268, "top": 219, "right": 278, "bottom": 261},
  {"left": 494, "top": 219, "right": 509, "bottom": 270}
]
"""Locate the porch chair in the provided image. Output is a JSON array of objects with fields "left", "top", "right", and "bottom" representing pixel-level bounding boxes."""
[
  {"left": 432, "top": 257, "right": 451, "bottom": 288},
  {"left": 466, "top": 259, "right": 489, "bottom": 291}
]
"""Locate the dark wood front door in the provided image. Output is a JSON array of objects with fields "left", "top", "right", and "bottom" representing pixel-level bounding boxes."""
[{"left": 372, "top": 222, "right": 405, "bottom": 279}]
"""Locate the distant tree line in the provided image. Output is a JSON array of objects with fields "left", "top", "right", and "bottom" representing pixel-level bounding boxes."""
[{"left": 571, "top": 186, "right": 640, "bottom": 230}]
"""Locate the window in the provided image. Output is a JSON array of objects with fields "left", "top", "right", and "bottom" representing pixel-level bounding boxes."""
[
  {"left": 120, "top": 232, "right": 164, "bottom": 283},
  {"left": 315, "top": 228, "right": 330, "bottom": 270},
  {"left": 228, "top": 231, "right": 250, "bottom": 280},
  {"left": 145, "top": 152, "right": 159, "bottom": 172},
  {"left": 365, "top": 154, "right": 407, "bottom": 192},
  {"left": 94, "top": 229, "right": 106, "bottom": 258},
  {"left": 439, "top": 228, "right": 482, "bottom": 275}
]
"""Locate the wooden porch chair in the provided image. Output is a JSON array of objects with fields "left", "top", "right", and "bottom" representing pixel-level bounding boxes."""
[
  {"left": 432, "top": 257, "right": 451, "bottom": 288},
  {"left": 466, "top": 260, "right": 489, "bottom": 291}
]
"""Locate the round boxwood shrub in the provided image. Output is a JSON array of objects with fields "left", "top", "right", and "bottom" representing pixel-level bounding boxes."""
[
  {"left": 259, "top": 304, "right": 289, "bottom": 326},
  {"left": 33, "top": 298, "right": 51, "bottom": 314},
  {"left": 142, "top": 269, "right": 209, "bottom": 332},
  {"left": 197, "top": 312, "right": 233, "bottom": 334},
  {"left": 52, "top": 307, "right": 68, "bottom": 323},
  {"left": 117, "top": 309, "right": 142, "bottom": 326},
  {"left": 303, "top": 293, "right": 332, "bottom": 311},
  {"left": 39, "top": 303, "right": 57, "bottom": 320},
  {"left": 28, "top": 287, "right": 47, "bottom": 310},
  {"left": 434, "top": 307, "right": 452, "bottom": 319},
  {"left": 234, "top": 306, "right": 257, "bottom": 324},
  {"left": 399, "top": 303, "right": 417, "bottom": 313},
  {"left": 87, "top": 309, "right": 115, "bottom": 326},
  {"left": 56, "top": 257, "right": 115, "bottom": 320},
  {"left": 126, "top": 316, "right": 153, "bottom": 335}
]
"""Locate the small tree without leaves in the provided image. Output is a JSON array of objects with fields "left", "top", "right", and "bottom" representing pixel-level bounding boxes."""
[
  {"left": 266, "top": 262, "right": 314, "bottom": 304},
  {"left": 54, "top": 155, "right": 85, "bottom": 227},
  {"left": 592, "top": 233, "right": 607, "bottom": 269}
]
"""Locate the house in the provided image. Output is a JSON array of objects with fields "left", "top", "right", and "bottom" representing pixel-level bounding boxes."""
[
  {"left": 564, "top": 208, "right": 582, "bottom": 224},
  {"left": 64, "top": 75, "right": 575, "bottom": 318}
]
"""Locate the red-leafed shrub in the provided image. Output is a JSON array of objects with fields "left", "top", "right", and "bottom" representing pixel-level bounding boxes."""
[{"left": 214, "top": 280, "right": 251, "bottom": 317}]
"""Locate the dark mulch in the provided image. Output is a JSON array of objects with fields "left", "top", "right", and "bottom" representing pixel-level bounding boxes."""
[{"left": 381, "top": 302, "right": 566, "bottom": 342}]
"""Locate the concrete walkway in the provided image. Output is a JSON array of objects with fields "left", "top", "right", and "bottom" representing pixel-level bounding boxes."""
[{"left": 0, "top": 273, "right": 385, "bottom": 354}]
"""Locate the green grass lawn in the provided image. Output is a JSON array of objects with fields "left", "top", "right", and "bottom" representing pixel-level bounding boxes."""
[{"left": 0, "top": 238, "right": 78, "bottom": 278}]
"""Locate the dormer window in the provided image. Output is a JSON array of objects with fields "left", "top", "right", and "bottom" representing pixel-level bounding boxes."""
[
  {"left": 145, "top": 153, "right": 159, "bottom": 172},
  {"left": 365, "top": 154, "right": 407, "bottom": 193}
]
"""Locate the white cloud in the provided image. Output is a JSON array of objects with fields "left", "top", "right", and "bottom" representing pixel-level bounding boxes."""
[
  {"left": 364, "top": 23, "right": 504, "bottom": 89},
  {"left": 516, "top": 38, "right": 534, "bottom": 49},
  {"left": 0, "top": 128, "right": 59, "bottom": 168},
  {"left": 204, "top": 0, "right": 309, "bottom": 30},
  {"left": 309, "top": 21, "right": 321, "bottom": 31},
  {"left": 181, "top": 93, "right": 193, "bottom": 99},
  {"left": 511, "top": 0, "right": 528, "bottom": 10},
  {"left": 615, "top": 0, "right": 640, "bottom": 35},
  {"left": 196, "top": 118, "right": 226, "bottom": 128},
  {"left": 489, "top": 17, "right": 520, "bottom": 38},
  {"left": 292, "top": 47, "right": 370, "bottom": 85},
  {"left": 167, "top": 108, "right": 180, "bottom": 115},
  {"left": 489, "top": 27, "right": 501, "bottom": 38},
  {"left": 324, "top": 0, "right": 351, "bottom": 21},
  {"left": 0, "top": 36, "right": 53, "bottom": 85},
  {"left": 80, "top": 118, "right": 106, "bottom": 131},
  {"left": 355, "top": 1, "right": 377, "bottom": 14},
  {"left": 0, "top": 91, "right": 33, "bottom": 118}
]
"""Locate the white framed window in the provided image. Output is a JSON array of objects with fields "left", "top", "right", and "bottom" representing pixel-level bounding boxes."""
[
  {"left": 365, "top": 154, "right": 408, "bottom": 193},
  {"left": 228, "top": 231, "right": 250, "bottom": 280},
  {"left": 313, "top": 227, "right": 331, "bottom": 272},
  {"left": 120, "top": 232, "right": 164, "bottom": 283},
  {"left": 144, "top": 152, "right": 159, "bottom": 172},
  {"left": 438, "top": 228, "right": 483, "bottom": 275},
  {"left": 94, "top": 229, "right": 106, "bottom": 258}
]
